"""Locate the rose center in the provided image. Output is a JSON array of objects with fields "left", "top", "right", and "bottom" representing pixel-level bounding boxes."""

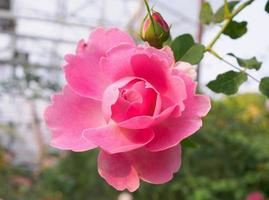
[{"left": 121, "top": 89, "right": 143, "bottom": 104}]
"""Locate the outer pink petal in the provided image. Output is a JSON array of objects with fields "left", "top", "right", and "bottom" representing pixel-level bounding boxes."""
[
  {"left": 44, "top": 86, "right": 106, "bottom": 151},
  {"left": 174, "top": 61, "right": 197, "bottom": 80},
  {"left": 160, "top": 46, "right": 175, "bottom": 66},
  {"left": 142, "top": 43, "right": 174, "bottom": 67},
  {"left": 83, "top": 123, "right": 154, "bottom": 154},
  {"left": 64, "top": 53, "right": 110, "bottom": 100},
  {"left": 161, "top": 76, "right": 187, "bottom": 115},
  {"left": 173, "top": 68, "right": 211, "bottom": 117},
  {"left": 101, "top": 44, "right": 174, "bottom": 83},
  {"left": 89, "top": 27, "right": 135, "bottom": 55},
  {"left": 127, "top": 145, "right": 181, "bottom": 184},
  {"left": 98, "top": 150, "right": 140, "bottom": 192},
  {"left": 64, "top": 27, "right": 135, "bottom": 100},
  {"left": 145, "top": 115, "right": 202, "bottom": 152}
]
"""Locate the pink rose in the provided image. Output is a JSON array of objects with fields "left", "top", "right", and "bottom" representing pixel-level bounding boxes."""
[
  {"left": 246, "top": 192, "right": 264, "bottom": 200},
  {"left": 44, "top": 27, "right": 211, "bottom": 191}
]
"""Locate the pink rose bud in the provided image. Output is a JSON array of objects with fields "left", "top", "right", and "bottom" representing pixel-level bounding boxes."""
[
  {"left": 246, "top": 192, "right": 264, "bottom": 200},
  {"left": 140, "top": 11, "right": 170, "bottom": 48}
]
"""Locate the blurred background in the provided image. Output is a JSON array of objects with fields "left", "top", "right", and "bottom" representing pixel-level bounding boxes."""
[{"left": 0, "top": 0, "right": 268, "bottom": 199}]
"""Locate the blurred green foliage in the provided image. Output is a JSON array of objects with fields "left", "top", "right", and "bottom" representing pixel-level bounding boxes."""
[{"left": 0, "top": 93, "right": 268, "bottom": 200}]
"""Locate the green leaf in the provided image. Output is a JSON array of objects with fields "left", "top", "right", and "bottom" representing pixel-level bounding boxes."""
[
  {"left": 207, "top": 70, "right": 248, "bottom": 95},
  {"left": 223, "top": 21, "right": 247, "bottom": 39},
  {"left": 214, "top": 1, "right": 240, "bottom": 23},
  {"left": 171, "top": 34, "right": 194, "bottom": 61},
  {"left": 199, "top": 2, "right": 214, "bottom": 24},
  {"left": 259, "top": 77, "right": 269, "bottom": 97},
  {"left": 171, "top": 34, "right": 205, "bottom": 65},
  {"left": 181, "top": 138, "right": 199, "bottom": 149},
  {"left": 180, "top": 44, "right": 205, "bottom": 65},
  {"left": 228, "top": 53, "right": 262, "bottom": 70},
  {"left": 266, "top": 0, "right": 269, "bottom": 13}
]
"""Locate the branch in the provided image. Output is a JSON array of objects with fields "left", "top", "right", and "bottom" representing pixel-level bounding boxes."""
[
  {"left": 207, "top": 48, "right": 260, "bottom": 83},
  {"left": 206, "top": 0, "right": 254, "bottom": 50}
]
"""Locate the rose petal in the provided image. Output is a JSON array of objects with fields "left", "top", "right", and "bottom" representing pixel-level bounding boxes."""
[
  {"left": 145, "top": 115, "right": 202, "bottom": 152},
  {"left": 64, "top": 53, "right": 110, "bottom": 100},
  {"left": 118, "top": 104, "right": 177, "bottom": 129},
  {"left": 83, "top": 123, "right": 154, "bottom": 154},
  {"left": 44, "top": 86, "right": 105, "bottom": 151},
  {"left": 89, "top": 27, "right": 135, "bottom": 55},
  {"left": 111, "top": 81, "right": 158, "bottom": 122},
  {"left": 102, "top": 77, "right": 138, "bottom": 121},
  {"left": 174, "top": 61, "right": 197, "bottom": 80},
  {"left": 65, "top": 27, "right": 135, "bottom": 100},
  {"left": 131, "top": 54, "right": 169, "bottom": 94},
  {"left": 146, "top": 74, "right": 211, "bottom": 152},
  {"left": 173, "top": 68, "right": 211, "bottom": 117},
  {"left": 100, "top": 44, "right": 135, "bottom": 81},
  {"left": 161, "top": 76, "right": 187, "bottom": 116},
  {"left": 98, "top": 150, "right": 140, "bottom": 192},
  {"left": 128, "top": 145, "right": 181, "bottom": 184}
]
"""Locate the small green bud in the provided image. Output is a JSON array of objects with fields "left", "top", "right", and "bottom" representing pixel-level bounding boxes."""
[{"left": 140, "top": 11, "right": 170, "bottom": 48}]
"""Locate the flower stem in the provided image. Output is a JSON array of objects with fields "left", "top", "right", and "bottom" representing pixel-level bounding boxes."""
[
  {"left": 206, "top": 0, "right": 254, "bottom": 50},
  {"left": 205, "top": 1, "right": 259, "bottom": 83},
  {"left": 143, "top": 0, "right": 156, "bottom": 34},
  {"left": 208, "top": 48, "right": 260, "bottom": 83}
]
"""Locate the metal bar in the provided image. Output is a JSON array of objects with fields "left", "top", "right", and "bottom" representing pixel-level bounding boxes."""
[
  {"left": 1, "top": 31, "right": 77, "bottom": 44},
  {"left": 0, "top": 59, "right": 61, "bottom": 71},
  {"left": 0, "top": 9, "right": 94, "bottom": 28}
]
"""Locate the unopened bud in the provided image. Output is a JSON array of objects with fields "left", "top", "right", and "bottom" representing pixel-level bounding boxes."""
[{"left": 140, "top": 11, "right": 170, "bottom": 48}]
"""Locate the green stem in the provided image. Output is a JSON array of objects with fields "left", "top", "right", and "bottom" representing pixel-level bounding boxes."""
[
  {"left": 143, "top": 0, "right": 156, "bottom": 34},
  {"left": 206, "top": 20, "right": 230, "bottom": 50},
  {"left": 206, "top": 0, "right": 254, "bottom": 50},
  {"left": 208, "top": 48, "right": 260, "bottom": 83}
]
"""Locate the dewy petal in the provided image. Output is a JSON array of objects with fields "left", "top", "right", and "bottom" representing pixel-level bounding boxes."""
[
  {"left": 83, "top": 122, "right": 154, "bottom": 154},
  {"left": 127, "top": 145, "right": 181, "bottom": 184},
  {"left": 64, "top": 27, "right": 135, "bottom": 100},
  {"left": 98, "top": 150, "right": 140, "bottom": 192},
  {"left": 44, "top": 86, "right": 106, "bottom": 151}
]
